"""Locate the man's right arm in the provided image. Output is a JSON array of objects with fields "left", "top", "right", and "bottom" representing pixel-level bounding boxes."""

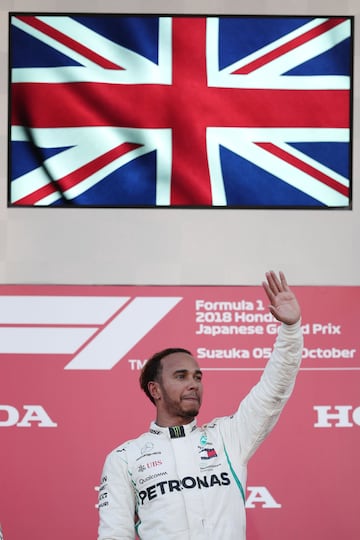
[
  {"left": 236, "top": 319, "right": 303, "bottom": 462},
  {"left": 97, "top": 448, "right": 136, "bottom": 540}
]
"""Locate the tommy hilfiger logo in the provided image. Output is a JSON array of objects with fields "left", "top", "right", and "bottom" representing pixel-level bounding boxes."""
[{"left": 199, "top": 447, "right": 218, "bottom": 460}]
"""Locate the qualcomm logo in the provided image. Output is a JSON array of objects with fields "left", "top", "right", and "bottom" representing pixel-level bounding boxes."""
[{"left": 0, "top": 295, "right": 182, "bottom": 369}]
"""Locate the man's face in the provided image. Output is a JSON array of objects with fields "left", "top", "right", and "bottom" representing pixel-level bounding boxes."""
[{"left": 153, "top": 352, "right": 203, "bottom": 425}]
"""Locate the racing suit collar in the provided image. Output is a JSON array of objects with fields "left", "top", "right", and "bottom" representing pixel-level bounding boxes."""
[{"left": 150, "top": 419, "right": 197, "bottom": 438}]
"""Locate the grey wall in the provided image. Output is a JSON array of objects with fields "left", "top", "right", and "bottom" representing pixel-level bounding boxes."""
[{"left": 0, "top": 0, "right": 358, "bottom": 286}]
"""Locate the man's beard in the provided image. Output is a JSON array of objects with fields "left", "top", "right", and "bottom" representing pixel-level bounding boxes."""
[
  {"left": 180, "top": 406, "right": 199, "bottom": 419},
  {"left": 161, "top": 387, "right": 201, "bottom": 420}
]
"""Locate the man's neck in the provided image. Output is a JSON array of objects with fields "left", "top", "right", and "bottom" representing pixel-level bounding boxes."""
[{"left": 155, "top": 414, "right": 195, "bottom": 428}]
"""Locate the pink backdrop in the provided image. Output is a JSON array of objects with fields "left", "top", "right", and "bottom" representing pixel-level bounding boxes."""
[{"left": 1, "top": 284, "right": 359, "bottom": 539}]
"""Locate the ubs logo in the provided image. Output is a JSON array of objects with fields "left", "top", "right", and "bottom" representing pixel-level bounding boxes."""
[{"left": 138, "top": 460, "right": 163, "bottom": 473}]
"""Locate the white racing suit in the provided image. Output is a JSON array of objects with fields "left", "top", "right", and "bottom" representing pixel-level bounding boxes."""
[{"left": 98, "top": 321, "right": 303, "bottom": 540}]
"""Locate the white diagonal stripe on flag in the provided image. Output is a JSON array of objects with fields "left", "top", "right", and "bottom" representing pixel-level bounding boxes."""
[
  {"left": 0, "top": 296, "right": 130, "bottom": 324},
  {"left": 0, "top": 327, "right": 96, "bottom": 354},
  {"left": 65, "top": 296, "right": 182, "bottom": 370}
]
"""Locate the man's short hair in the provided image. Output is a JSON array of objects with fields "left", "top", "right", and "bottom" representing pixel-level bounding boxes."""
[{"left": 139, "top": 348, "right": 192, "bottom": 404}]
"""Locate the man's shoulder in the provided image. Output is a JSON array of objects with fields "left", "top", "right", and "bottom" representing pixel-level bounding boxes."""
[
  {"left": 108, "top": 429, "right": 153, "bottom": 455},
  {"left": 201, "top": 413, "right": 237, "bottom": 431},
  {"left": 104, "top": 429, "right": 160, "bottom": 470}
]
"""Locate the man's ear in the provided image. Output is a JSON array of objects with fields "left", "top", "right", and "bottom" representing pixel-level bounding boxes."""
[{"left": 148, "top": 381, "right": 161, "bottom": 401}]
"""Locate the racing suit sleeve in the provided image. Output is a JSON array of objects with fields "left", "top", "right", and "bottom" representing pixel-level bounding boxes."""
[
  {"left": 229, "top": 320, "right": 303, "bottom": 464},
  {"left": 97, "top": 446, "right": 136, "bottom": 540}
]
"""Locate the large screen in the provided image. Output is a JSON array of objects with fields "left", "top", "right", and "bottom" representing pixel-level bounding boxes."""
[{"left": 8, "top": 14, "right": 353, "bottom": 208}]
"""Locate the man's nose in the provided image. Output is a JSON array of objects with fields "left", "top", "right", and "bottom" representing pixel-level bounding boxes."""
[{"left": 188, "top": 377, "right": 200, "bottom": 388}]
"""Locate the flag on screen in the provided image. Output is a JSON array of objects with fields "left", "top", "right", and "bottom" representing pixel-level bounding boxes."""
[{"left": 9, "top": 14, "right": 352, "bottom": 207}]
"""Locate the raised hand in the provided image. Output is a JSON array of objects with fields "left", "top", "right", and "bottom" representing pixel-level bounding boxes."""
[{"left": 262, "top": 271, "right": 301, "bottom": 325}]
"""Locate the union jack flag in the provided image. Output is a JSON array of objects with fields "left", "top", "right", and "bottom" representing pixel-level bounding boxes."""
[{"left": 9, "top": 14, "right": 353, "bottom": 207}]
